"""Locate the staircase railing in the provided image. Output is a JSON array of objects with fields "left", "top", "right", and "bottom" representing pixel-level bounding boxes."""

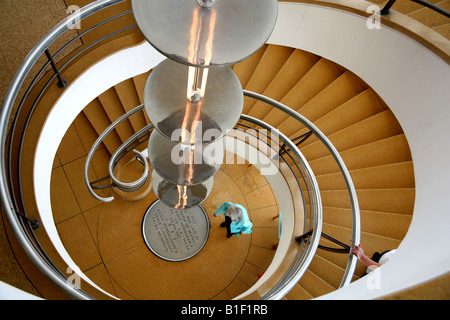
[
  {"left": 0, "top": 0, "right": 131, "bottom": 300},
  {"left": 0, "top": 0, "right": 360, "bottom": 299},
  {"left": 243, "top": 91, "right": 360, "bottom": 291},
  {"left": 380, "top": 0, "right": 450, "bottom": 17}
]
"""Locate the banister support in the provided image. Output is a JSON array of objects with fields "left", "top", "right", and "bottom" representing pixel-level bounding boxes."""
[
  {"left": 279, "top": 131, "right": 312, "bottom": 156},
  {"left": 14, "top": 209, "right": 40, "bottom": 230},
  {"left": 44, "top": 49, "right": 67, "bottom": 88},
  {"left": 296, "top": 230, "right": 350, "bottom": 254},
  {"left": 380, "top": 0, "right": 397, "bottom": 15}
]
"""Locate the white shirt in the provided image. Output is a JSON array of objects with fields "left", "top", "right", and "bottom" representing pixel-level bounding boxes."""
[{"left": 367, "top": 249, "right": 397, "bottom": 273}]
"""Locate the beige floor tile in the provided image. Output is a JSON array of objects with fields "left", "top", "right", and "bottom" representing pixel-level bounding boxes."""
[
  {"left": 56, "top": 214, "right": 102, "bottom": 272},
  {"left": 52, "top": 154, "right": 61, "bottom": 169},
  {"left": 211, "top": 290, "right": 232, "bottom": 300},
  {"left": 82, "top": 205, "right": 105, "bottom": 249},
  {"left": 237, "top": 262, "right": 266, "bottom": 288},
  {"left": 245, "top": 184, "right": 276, "bottom": 210},
  {"left": 236, "top": 166, "right": 268, "bottom": 194},
  {"left": 83, "top": 263, "right": 117, "bottom": 299},
  {"left": 51, "top": 166, "right": 81, "bottom": 223},
  {"left": 225, "top": 277, "right": 250, "bottom": 299},
  {"left": 57, "top": 124, "right": 87, "bottom": 165},
  {"left": 246, "top": 245, "right": 276, "bottom": 270},
  {"left": 222, "top": 161, "right": 253, "bottom": 181},
  {"left": 251, "top": 228, "right": 279, "bottom": 249},
  {"left": 63, "top": 156, "right": 102, "bottom": 212},
  {"left": 250, "top": 205, "right": 280, "bottom": 228}
]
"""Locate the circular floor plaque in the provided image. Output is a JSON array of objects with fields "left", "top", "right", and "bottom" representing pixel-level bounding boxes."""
[{"left": 142, "top": 200, "right": 210, "bottom": 261}]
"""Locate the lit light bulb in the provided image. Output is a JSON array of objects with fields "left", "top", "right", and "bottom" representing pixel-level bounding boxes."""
[{"left": 187, "top": 66, "right": 209, "bottom": 102}]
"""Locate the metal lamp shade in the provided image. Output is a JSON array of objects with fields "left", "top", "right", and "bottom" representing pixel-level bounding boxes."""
[
  {"left": 148, "top": 129, "right": 224, "bottom": 186},
  {"left": 143, "top": 59, "right": 243, "bottom": 142},
  {"left": 151, "top": 170, "right": 213, "bottom": 209},
  {"left": 132, "top": 0, "right": 278, "bottom": 67}
]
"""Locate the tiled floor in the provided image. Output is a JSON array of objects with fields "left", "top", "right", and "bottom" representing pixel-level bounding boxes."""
[
  {"left": 0, "top": 0, "right": 81, "bottom": 297},
  {"left": 49, "top": 120, "right": 280, "bottom": 299}
]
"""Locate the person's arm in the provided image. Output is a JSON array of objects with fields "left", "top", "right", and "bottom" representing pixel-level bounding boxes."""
[
  {"left": 351, "top": 244, "right": 381, "bottom": 269},
  {"left": 213, "top": 202, "right": 230, "bottom": 217}
]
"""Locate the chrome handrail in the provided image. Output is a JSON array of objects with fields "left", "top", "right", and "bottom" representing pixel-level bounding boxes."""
[
  {"left": 239, "top": 112, "right": 322, "bottom": 300},
  {"left": 243, "top": 90, "right": 360, "bottom": 289},
  {"left": 84, "top": 104, "right": 149, "bottom": 202},
  {"left": 0, "top": 0, "right": 127, "bottom": 300}
]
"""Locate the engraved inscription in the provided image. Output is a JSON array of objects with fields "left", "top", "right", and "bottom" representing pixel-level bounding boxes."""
[{"left": 143, "top": 201, "right": 209, "bottom": 261}]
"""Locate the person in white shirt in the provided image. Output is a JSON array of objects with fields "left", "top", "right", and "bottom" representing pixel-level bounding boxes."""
[{"left": 351, "top": 244, "right": 397, "bottom": 274}]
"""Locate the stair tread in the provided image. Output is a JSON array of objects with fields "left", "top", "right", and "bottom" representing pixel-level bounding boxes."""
[
  {"left": 287, "top": 88, "right": 387, "bottom": 146},
  {"left": 97, "top": 89, "right": 135, "bottom": 143},
  {"left": 262, "top": 58, "right": 344, "bottom": 129},
  {"left": 316, "top": 205, "right": 412, "bottom": 240},
  {"left": 247, "top": 49, "right": 320, "bottom": 119},
  {"left": 297, "top": 269, "right": 336, "bottom": 298},
  {"left": 388, "top": 0, "right": 443, "bottom": 15},
  {"left": 320, "top": 188, "right": 415, "bottom": 215},
  {"left": 308, "top": 134, "right": 412, "bottom": 175},
  {"left": 114, "top": 79, "right": 147, "bottom": 132},
  {"left": 432, "top": 23, "right": 450, "bottom": 40},
  {"left": 285, "top": 283, "right": 314, "bottom": 300},
  {"left": 233, "top": 44, "right": 268, "bottom": 89},
  {"left": 82, "top": 98, "right": 122, "bottom": 155},
  {"left": 315, "top": 161, "right": 415, "bottom": 190},
  {"left": 276, "top": 70, "right": 365, "bottom": 136},
  {"left": 300, "top": 109, "right": 404, "bottom": 160},
  {"left": 407, "top": 0, "right": 450, "bottom": 28},
  {"left": 243, "top": 45, "right": 295, "bottom": 114}
]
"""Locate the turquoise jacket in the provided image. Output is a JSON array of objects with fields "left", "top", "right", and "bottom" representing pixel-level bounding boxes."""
[{"left": 215, "top": 202, "right": 252, "bottom": 236}]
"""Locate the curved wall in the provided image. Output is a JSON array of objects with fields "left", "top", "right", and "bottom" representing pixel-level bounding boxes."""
[{"left": 269, "top": 2, "right": 450, "bottom": 299}]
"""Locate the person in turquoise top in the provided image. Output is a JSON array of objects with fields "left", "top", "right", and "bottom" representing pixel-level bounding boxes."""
[{"left": 213, "top": 202, "right": 252, "bottom": 238}]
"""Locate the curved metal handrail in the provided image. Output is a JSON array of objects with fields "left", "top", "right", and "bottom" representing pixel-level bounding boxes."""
[
  {"left": 0, "top": 0, "right": 127, "bottom": 300},
  {"left": 243, "top": 90, "right": 360, "bottom": 289},
  {"left": 84, "top": 104, "right": 149, "bottom": 202},
  {"left": 238, "top": 113, "right": 322, "bottom": 300}
]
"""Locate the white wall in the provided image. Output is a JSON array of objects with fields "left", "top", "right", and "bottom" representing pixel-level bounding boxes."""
[{"left": 269, "top": 2, "right": 450, "bottom": 299}]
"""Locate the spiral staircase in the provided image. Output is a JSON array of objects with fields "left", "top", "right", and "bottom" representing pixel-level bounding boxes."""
[{"left": 0, "top": 0, "right": 449, "bottom": 300}]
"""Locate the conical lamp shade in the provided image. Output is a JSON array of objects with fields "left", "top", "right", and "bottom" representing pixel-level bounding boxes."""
[
  {"left": 151, "top": 170, "right": 213, "bottom": 209},
  {"left": 148, "top": 129, "right": 224, "bottom": 186},
  {"left": 132, "top": 0, "right": 278, "bottom": 67},
  {"left": 143, "top": 58, "right": 243, "bottom": 142}
]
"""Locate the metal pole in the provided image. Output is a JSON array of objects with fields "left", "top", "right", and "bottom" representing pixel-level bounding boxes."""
[
  {"left": 44, "top": 49, "right": 67, "bottom": 88},
  {"left": 380, "top": 0, "right": 397, "bottom": 15}
]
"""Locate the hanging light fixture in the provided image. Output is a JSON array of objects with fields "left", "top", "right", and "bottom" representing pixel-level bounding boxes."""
[
  {"left": 147, "top": 128, "right": 223, "bottom": 186},
  {"left": 143, "top": 58, "right": 243, "bottom": 142},
  {"left": 131, "top": 0, "right": 278, "bottom": 210},
  {"left": 151, "top": 170, "right": 213, "bottom": 209},
  {"left": 132, "top": 0, "right": 278, "bottom": 67}
]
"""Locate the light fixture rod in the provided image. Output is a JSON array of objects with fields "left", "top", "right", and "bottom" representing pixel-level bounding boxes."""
[
  {"left": 187, "top": 66, "right": 209, "bottom": 102},
  {"left": 197, "top": 0, "right": 217, "bottom": 8}
]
